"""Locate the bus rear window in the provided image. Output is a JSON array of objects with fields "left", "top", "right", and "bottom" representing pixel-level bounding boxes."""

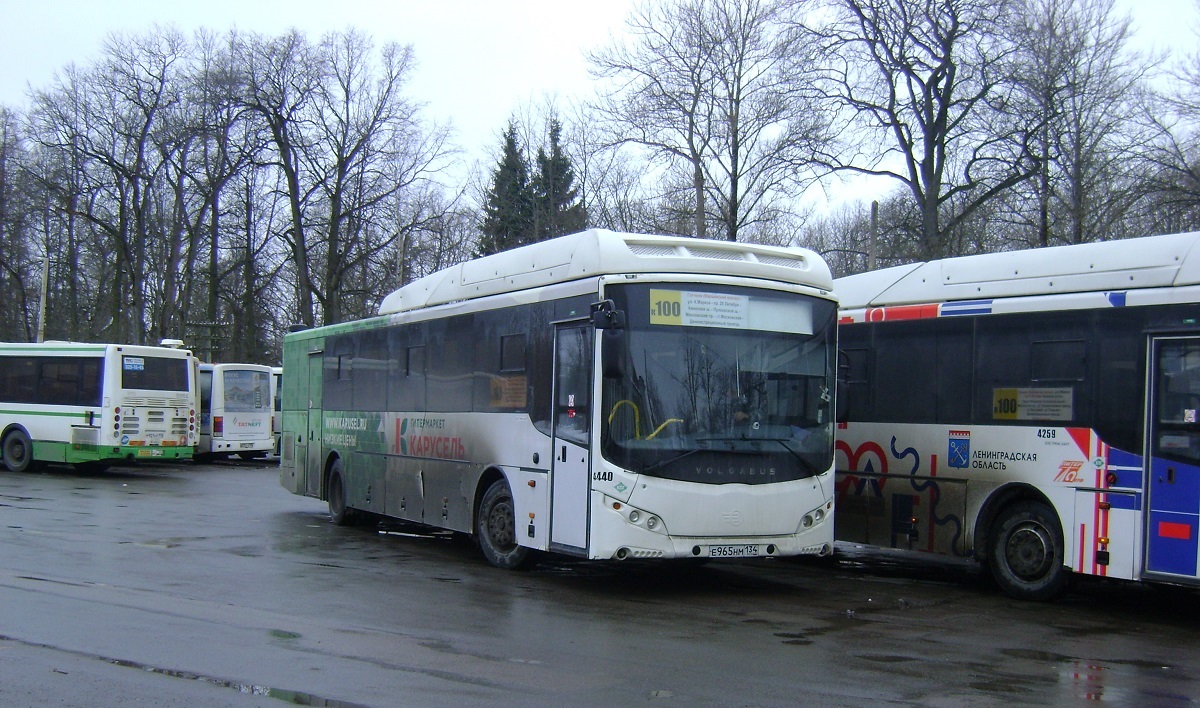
[
  {"left": 122, "top": 356, "right": 190, "bottom": 392},
  {"left": 224, "top": 370, "right": 270, "bottom": 412}
]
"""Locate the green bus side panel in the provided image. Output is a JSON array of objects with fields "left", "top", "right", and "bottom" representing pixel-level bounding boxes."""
[{"left": 30, "top": 440, "right": 194, "bottom": 465}]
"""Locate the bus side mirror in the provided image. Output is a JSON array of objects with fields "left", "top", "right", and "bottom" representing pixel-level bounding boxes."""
[
  {"left": 601, "top": 329, "right": 625, "bottom": 380},
  {"left": 835, "top": 349, "right": 850, "bottom": 423},
  {"left": 590, "top": 299, "right": 625, "bottom": 330},
  {"left": 591, "top": 300, "right": 627, "bottom": 379}
]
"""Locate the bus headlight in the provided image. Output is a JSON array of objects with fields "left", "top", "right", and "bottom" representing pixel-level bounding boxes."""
[
  {"left": 610, "top": 498, "right": 667, "bottom": 536},
  {"left": 801, "top": 504, "right": 830, "bottom": 531}
]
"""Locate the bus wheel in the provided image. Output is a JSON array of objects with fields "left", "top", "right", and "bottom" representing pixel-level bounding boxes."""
[
  {"left": 477, "top": 479, "right": 532, "bottom": 570},
  {"left": 988, "top": 501, "right": 1068, "bottom": 601},
  {"left": 2, "top": 430, "right": 37, "bottom": 473},
  {"left": 327, "top": 461, "right": 356, "bottom": 526}
]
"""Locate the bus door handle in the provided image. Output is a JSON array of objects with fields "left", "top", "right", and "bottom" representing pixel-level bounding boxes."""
[
  {"left": 560, "top": 446, "right": 567, "bottom": 462},
  {"left": 1167, "top": 466, "right": 1175, "bottom": 484}
]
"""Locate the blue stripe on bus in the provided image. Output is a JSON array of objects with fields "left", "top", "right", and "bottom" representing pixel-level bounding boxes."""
[
  {"left": 1106, "top": 292, "right": 1127, "bottom": 307},
  {"left": 1108, "top": 448, "right": 1144, "bottom": 490},
  {"left": 940, "top": 300, "right": 993, "bottom": 317}
]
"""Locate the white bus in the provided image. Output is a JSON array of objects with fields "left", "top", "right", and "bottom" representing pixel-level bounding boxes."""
[
  {"left": 835, "top": 231, "right": 1200, "bottom": 599},
  {"left": 280, "top": 229, "right": 838, "bottom": 568},
  {"left": 0, "top": 342, "right": 198, "bottom": 472},
  {"left": 197, "top": 363, "right": 274, "bottom": 460}
]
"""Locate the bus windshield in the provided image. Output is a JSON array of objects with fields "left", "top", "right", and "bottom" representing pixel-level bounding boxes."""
[{"left": 601, "top": 283, "right": 836, "bottom": 485}]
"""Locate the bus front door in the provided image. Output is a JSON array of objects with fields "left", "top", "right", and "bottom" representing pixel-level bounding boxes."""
[
  {"left": 1144, "top": 335, "right": 1200, "bottom": 583},
  {"left": 549, "top": 323, "right": 593, "bottom": 554},
  {"left": 305, "top": 350, "right": 323, "bottom": 497}
]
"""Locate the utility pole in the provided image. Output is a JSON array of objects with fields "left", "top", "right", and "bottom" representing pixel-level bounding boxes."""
[
  {"left": 869, "top": 200, "right": 878, "bottom": 272},
  {"left": 36, "top": 251, "right": 49, "bottom": 343}
]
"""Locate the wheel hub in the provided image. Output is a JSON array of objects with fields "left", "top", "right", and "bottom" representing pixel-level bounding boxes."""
[
  {"left": 1005, "top": 523, "right": 1054, "bottom": 580},
  {"left": 487, "top": 500, "right": 515, "bottom": 549}
]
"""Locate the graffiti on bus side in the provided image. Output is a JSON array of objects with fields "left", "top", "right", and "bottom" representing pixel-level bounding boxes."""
[{"left": 837, "top": 435, "right": 963, "bottom": 552}]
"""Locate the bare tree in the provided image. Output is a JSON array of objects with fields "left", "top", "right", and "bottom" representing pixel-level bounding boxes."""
[
  {"left": 0, "top": 107, "right": 41, "bottom": 340},
  {"left": 233, "top": 29, "right": 322, "bottom": 327},
  {"left": 589, "top": 0, "right": 825, "bottom": 241},
  {"left": 1139, "top": 7, "right": 1200, "bottom": 233},
  {"left": 236, "top": 29, "right": 453, "bottom": 326},
  {"left": 26, "top": 28, "right": 189, "bottom": 344},
  {"left": 808, "top": 0, "right": 1036, "bottom": 258},
  {"left": 1006, "top": 0, "right": 1156, "bottom": 246}
]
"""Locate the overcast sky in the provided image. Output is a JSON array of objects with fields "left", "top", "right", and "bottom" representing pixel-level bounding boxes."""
[
  {"left": 1, "top": 0, "right": 1196, "bottom": 189},
  {"left": 0, "top": 0, "right": 635, "bottom": 170}
]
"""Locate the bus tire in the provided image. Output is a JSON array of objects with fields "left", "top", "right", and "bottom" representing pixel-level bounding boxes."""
[
  {"left": 3, "top": 429, "right": 38, "bottom": 473},
  {"left": 988, "top": 500, "right": 1068, "bottom": 601},
  {"left": 327, "top": 461, "right": 356, "bottom": 526},
  {"left": 476, "top": 479, "right": 532, "bottom": 570}
]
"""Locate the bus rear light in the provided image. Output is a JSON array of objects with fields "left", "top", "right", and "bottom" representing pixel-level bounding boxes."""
[{"left": 213, "top": 416, "right": 223, "bottom": 435}]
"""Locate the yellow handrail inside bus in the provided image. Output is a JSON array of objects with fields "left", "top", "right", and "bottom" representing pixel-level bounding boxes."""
[
  {"left": 607, "top": 400, "right": 642, "bottom": 439},
  {"left": 645, "top": 418, "right": 684, "bottom": 440}
]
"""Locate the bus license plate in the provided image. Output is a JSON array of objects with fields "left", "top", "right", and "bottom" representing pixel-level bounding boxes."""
[
  {"left": 708, "top": 544, "right": 760, "bottom": 558},
  {"left": 240, "top": 442, "right": 255, "bottom": 449}
]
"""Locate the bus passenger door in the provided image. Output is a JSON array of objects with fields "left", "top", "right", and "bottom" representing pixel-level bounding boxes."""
[
  {"left": 549, "top": 323, "right": 593, "bottom": 554},
  {"left": 1144, "top": 336, "right": 1200, "bottom": 583},
  {"left": 305, "top": 351, "right": 324, "bottom": 497}
]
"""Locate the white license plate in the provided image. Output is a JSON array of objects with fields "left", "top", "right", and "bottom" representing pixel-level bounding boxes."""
[
  {"left": 240, "top": 442, "right": 256, "bottom": 449},
  {"left": 707, "top": 544, "right": 761, "bottom": 558}
]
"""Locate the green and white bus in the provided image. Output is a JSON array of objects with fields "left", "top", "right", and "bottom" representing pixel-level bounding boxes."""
[
  {"left": 280, "top": 229, "right": 839, "bottom": 568},
  {"left": 0, "top": 342, "right": 198, "bottom": 472}
]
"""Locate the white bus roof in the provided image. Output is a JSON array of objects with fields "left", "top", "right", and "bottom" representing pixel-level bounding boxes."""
[
  {"left": 199, "top": 362, "right": 274, "bottom": 370},
  {"left": 836, "top": 231, "right": 1200, "bottom": 308},
  {"left": 0, "top": 341, "right": 194, "bottom": 355},
  {"left": 378, "top": 229, "right": 832, "bottom": 315}
]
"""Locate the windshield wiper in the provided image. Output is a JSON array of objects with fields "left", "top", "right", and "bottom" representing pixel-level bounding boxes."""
[
  {"left": 773, "top": 439, "right": 820, "bottom": 476},
  {"left": 641, "top": 448, "right": 702, "bottom": 475}
]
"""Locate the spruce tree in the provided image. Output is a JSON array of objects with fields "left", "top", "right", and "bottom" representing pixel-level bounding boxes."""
[
  {"left": 532, "top": 119, "right": 587, "bottom": 240},
  {"left": 478, "top": 122, "right": 535, "bottom": 256}
]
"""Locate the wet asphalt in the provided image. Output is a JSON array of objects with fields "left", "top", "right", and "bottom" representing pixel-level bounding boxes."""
[{"left": 0, "top": 460, "right": 1197, "bottom": 707}]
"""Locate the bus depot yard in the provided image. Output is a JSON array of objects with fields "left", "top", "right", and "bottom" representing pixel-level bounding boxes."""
[
  {"left": 2, "top": 228, "right": 1200, "bottom": 703},
  {"left": 1, "top": 458, "right": 1198, "bottom": 707}
]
